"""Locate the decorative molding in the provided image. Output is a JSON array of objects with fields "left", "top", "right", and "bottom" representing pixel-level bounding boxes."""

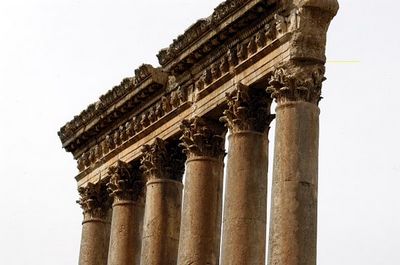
[
  {"left": 58, "top": 64, "right": 167, "bottom": 150},
  {"left": 76, "top": 83, "right": 191, "bottom": 172},
  {"left": 140, "top": 138, "right": 185, "bottom": 181},
  {"left": 267, "top": 64, "right": 326, "bottom": 104},
  {"left": 220, "top": 83, "right": 275, "bottom": 133},
  {"left": 157, "top": 0, "right": 251, "bottom": 66},
  {"left": 194, "top": 10, "right": 297, "bottom": 101},
  {"left": 76, "top": 181, "right": 110, "bottom": 220},
  {"left": 180, "top": 116, "right": 225, "bottom": 159},
  {"left": 106, "top": 161, "right": 143, "bottom": 202}
]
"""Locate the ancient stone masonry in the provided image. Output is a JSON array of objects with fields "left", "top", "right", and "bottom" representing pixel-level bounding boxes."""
[
  {"left": 59, "top": 0, "right": 338, "bottom": 264},
  {"left": 77, "top": 181, "right": 110, "bottom": 221},
  {"left": 179, "top": 116, "right": 225, "bottom": 159},
  {"left": 267, "top": 63, "right": 326, "bottom": 104},
  {"left": 77, "top": 182, "right": 111, "bottom": 265},
  {"left": 220, "top": 82, "right": 275, "bottom": 133}
]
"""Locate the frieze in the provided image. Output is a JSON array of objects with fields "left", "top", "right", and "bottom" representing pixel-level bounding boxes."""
[
  {"left": 58, "top": 64, "right": 166, "bottom": 147},
  {"left": 75, "top": 9, "right": 297, "bottom": 172},
  {"left": 157, "top": 0, "right": 251, "bottom": 66},
  {"left": 194, "top": 10, "right": 297, "bottom": 101},
  {"left": 76, "top": 83, "right": 191, "bottom": 172}
]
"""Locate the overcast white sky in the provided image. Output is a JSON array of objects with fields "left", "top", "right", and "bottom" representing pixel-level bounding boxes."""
[{"left": 0, "top": 0, "right": 399, "bottom": 264}]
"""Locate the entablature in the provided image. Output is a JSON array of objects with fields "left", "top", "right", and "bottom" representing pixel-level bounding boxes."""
[{"left": 58, "top": 0, "right": 338, "bottom": 187}]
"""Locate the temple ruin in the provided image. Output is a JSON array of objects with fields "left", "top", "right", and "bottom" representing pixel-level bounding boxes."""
[{"left": 58, "top": 0, "right": 339, "bottom": 264}]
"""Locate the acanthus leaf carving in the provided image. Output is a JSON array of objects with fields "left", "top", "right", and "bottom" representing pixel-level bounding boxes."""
[
  {"left": 107, "top": 160, "right": 143, "bottom": 202},
  {"left": 179, "top": 116, "right": 225, "bottom": 159},
  {"left": 140, "top": 138, "right": 185, "bottom": 181},
  {"left": 77, "top": 181, "right": 110, "bottom": 220},
  {"left": 267, "top": 64, "right": 326, "bottom": 104},
  {"left": 220, "top": 83, "right": 275, "bottom": 133}
]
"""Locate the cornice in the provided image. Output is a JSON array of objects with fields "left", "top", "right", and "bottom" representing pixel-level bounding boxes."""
[
  {"left": 157, "top": 0, "right": 279, "bottom": 75},
  {"left": 56, "top": 0, "right": 341, "bottom": 184},
  {"left": 58, "top": 64, "right": 168, "bottom": 154}
]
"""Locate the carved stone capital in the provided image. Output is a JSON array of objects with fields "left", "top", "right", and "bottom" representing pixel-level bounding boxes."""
[
  {"left": 220, "top": 83, "right": 275, "bottom": 133},
  {"left": 140, "top": 138, "right": 185, "bottom": 182},
  {"left": 267, "top": 64, "right": 326, "bottom": 105},
  {"left": 77, "top": 181, "right": 110, "bottom": 221},
  {"left": 180, "top": 116, "right": 225, "bottom": 159},
  {"left": 106, "top": 161, "right": 143, "bottom": 203}
]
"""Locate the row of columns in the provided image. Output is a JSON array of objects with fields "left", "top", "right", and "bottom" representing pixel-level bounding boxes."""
[{"left": 77, "top": 64, "right": 324, "bottom": 265}]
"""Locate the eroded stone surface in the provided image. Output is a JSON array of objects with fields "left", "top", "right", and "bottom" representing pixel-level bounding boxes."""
[{"left": 59, "top": 0, "right": 338, "bottom": 264}]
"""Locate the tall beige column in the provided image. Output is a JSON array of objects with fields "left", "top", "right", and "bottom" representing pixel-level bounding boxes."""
[
  {"left": 140, "top": 138, "right": 185, "bottom": 265},
  {"left": 107, "top": 160, "right": 144, "bottom": 265},
  {"left": 177, "top": 116, "right": 225, "bottom": 265},
  {"left": 220, "top": 83, "right": 274, "bottom": 265},
  {"left": 267, "top": 63, "right": 326, "bottom": 265},
  {"left": 77, "top": 182, "right": 111, "bottom": 265}
]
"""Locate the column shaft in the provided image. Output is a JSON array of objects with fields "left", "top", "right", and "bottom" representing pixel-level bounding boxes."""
[
  {"left": 268, "top": 101, "right": 319, "bottom": 265},
  {"left": 77, "top": 182, "right": 110, "bottom": 265},
  {"left": 219, "top": 83, "right": 273, "bottom": 265},
  {"left": 108, "top": 201, "right": 144, "bottom": 265},
  {"left": 177, "top": 116, "right": 225, "bottom": 265},
  {"left": 177, "top": 157, "right": 224, "bottom": 265},
  {"left": 79, "top": 218, "right": 110, "bottom": 265},
  {"left": 221, "top": 132, "right": 268, "bottom": 265},
  {"left": 107, "top": 161, "right": 144, "bottom": 265},
  {"left": 140, "top": 138, "right": 185, "bottom": 265},
  {"left": 141, "top": 179, "right": 182, "bottom": 265}
]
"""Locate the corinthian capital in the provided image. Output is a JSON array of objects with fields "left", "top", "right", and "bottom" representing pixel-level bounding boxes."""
[
  {"left": 107, "top": 160, "right": 143, "bottom": 202},
  {"left": 220, "top": 83, "right": 275, "bottom": 133},
  {"left": 140, "top": 138, "right": 185, "bottom": 181},
  {"left": 77, "top": 181, "right": 110, "bottom": 220},
  {"left": 267, "top": 64, "right": 326, "bottom": 104},
  {"left": 180, "top": 116, "right": 225, "bottom": 159}
]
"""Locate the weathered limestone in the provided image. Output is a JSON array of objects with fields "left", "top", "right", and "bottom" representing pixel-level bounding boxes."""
[
  {"left": 140, "top": 138, "right": 185, "bottom": 265},
  {"left": 177, "top": 117, "right": 225, "bottom": 265},
  {"left": 60, "top": 1, "right": 339, "bottom": 264},
  {"left": 77, "top": 182, "right": 111, "bottom": 265},
  {"left": 220, "top": 83, "right": 274, "bottom": 265},
  {"left": 267, "top": 63, "right": 326, "bottom": 265},
  {"left": 107, "top": 161, "right": 144, "bottom": 265}
]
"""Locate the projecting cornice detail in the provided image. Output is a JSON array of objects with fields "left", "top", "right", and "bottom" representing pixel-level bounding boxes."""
[
  {"left": 157, "top": 0, "right": 252, "bottom": 66},
  {"left": 58, "top": 0, "right": 337, "bottom": 183},
  {"left": 157, "top": 0, "right": 282, "bottom": 75},
  {"left": 58, "top": 64, "right": 168, "bottom": 152}
]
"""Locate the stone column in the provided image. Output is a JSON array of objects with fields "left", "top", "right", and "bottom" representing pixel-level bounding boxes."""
[
  {"left": 140, "top": 138, "right": 185, "bottom": 265},
  {"left": 177, "top": 116, "right": 225, "bottom": 265},
  {"left": 107, "top": 160, "right": 144, "bottom": 265},
  {"left": 267, "top": 63, "right": 326, "bottom": 265},
  {"left": 219, "top": 83, "right": 274, "bottom": 265},
  {"left": 77, "top": 181, "right": 111, "bottom": 265}
]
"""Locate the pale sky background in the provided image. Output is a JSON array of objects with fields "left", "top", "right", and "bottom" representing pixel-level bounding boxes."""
[{"left": 0, "top": 0, "right": 399, "bottom": 264}]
